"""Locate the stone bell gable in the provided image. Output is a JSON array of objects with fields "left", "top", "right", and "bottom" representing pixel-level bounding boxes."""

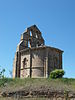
[
  {"left": 16, "top": 25, "right": 44, "bottom": 52},
  {"left": 13, "top": 25, "right": 63, "bottom": 78}
]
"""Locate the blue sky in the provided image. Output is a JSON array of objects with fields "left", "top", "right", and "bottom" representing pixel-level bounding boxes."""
[{"left": 0, "top": 0, "right": 75, "bottom": 78}]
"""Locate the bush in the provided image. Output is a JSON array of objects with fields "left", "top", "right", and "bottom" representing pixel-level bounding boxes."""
[{"left": 49, "top": 69, "right": 65, "bottom": 79}]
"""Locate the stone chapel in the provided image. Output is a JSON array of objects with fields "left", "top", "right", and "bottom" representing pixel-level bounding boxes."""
[{"left": 13, "top": 25, "right": 63, "bottom": 78}]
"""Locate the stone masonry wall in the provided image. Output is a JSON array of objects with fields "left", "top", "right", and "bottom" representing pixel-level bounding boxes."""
[{"left": 20, "top": 47, "right": 62, "bottom": 78}]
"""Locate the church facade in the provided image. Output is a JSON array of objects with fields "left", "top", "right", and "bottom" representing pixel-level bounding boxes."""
[{"left": 13, "top": 25, "right": 63, "bottom": 78}]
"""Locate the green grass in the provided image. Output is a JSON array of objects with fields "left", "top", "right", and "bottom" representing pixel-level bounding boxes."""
[
  {"left": 0, "top": 78, "right": 75, "bottom": 92},
  {"left": 0, "top": 78, "right": 75, "bottom": 100}
]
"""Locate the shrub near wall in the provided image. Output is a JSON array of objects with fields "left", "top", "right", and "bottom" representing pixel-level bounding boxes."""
[{"left": 50, "top": 69, "right": 65, "bottom": 79}]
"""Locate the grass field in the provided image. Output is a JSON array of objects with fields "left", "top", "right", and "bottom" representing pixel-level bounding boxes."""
[
  {"left": 0, "top": 78, "right": 75, "bottom": 100},
  {"left": 0, "top": 78, "right": 75, "bottom": 92}
]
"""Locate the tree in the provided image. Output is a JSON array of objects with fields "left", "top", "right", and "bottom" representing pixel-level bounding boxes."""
[
  {"left": 0, "top": 66, "right": 6, "bottom": 79},
  {"left": 2, "top": 69, "right": 5, "bottom": 78}
]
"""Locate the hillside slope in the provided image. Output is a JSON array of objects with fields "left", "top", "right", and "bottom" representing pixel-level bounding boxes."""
[{"left": 0, "top": 78, "right": 75, "bottom": 100}]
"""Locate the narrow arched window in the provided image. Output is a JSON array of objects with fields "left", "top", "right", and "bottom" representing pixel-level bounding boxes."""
[{"left": 22, "top": 58, "right": 27, "bottom": 69}]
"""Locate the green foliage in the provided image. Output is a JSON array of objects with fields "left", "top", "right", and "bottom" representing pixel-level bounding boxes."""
[
  {"left": 0, "top": 66, "right": 6, "bottom": 79},
  {"left": 0, "top": 78, "right": 13, "bottom": 86},
  {"left": 49, "top": 69, "right": 65, "bottom": 79}
]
